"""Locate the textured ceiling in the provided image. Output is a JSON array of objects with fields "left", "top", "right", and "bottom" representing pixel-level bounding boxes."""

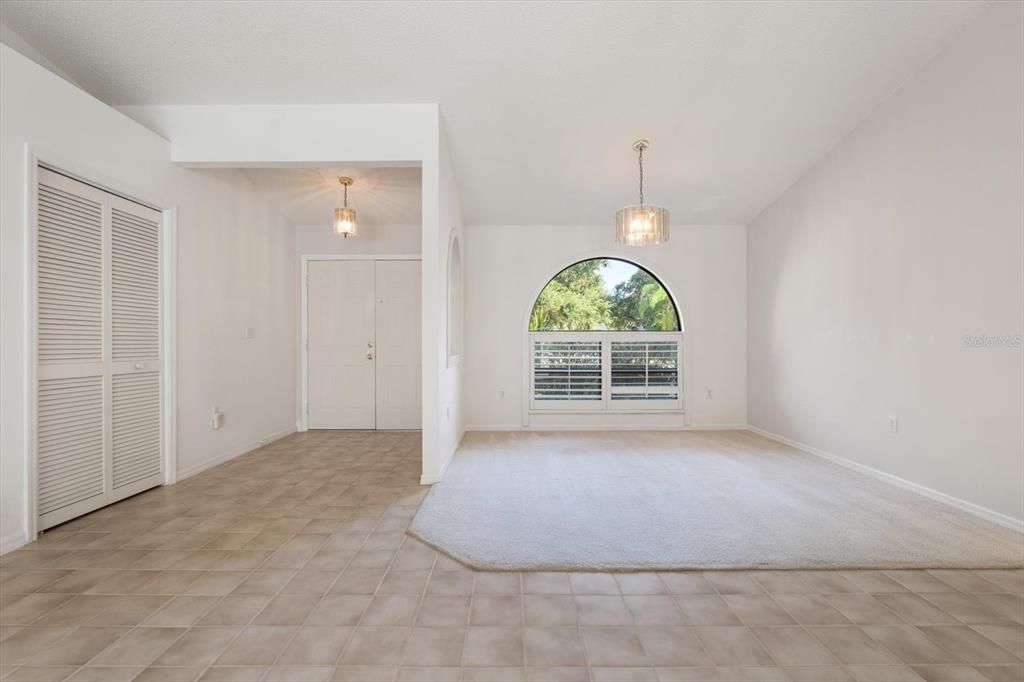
[
  {"left": 242, "top": 167, "right": 422, "bottom": 228},
  {"left": 1, "top": 1, "right": 986, "bottom": 225}
]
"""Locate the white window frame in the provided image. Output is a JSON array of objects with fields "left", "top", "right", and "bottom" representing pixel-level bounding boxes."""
[{"left": 529, "top": 331, "right": 683, "bottom": 414}]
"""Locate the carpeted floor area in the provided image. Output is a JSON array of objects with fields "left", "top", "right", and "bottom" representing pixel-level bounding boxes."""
[{"left": 409, "top": 430, "right": 1024, "bottom": 571}]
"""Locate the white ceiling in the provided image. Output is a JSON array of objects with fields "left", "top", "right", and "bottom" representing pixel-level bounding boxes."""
[
  {"left": 1, "top": 1, "right": 986, "bottom": 226},
  {"left": 242, "top": 167, "right": 422, "bottom": 228}
]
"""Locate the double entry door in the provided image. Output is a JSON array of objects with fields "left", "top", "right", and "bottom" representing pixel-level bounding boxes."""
[
  {"left": 307, "top": 259, "right": 422, "bottom": 430},
  {"left": 36, "top": 168, "right": 164, "bottom": 531}
]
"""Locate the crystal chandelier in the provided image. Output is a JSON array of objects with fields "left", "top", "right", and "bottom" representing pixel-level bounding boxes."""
[
  {"left": 333, "top": 176, "right": 357, "bottom": 238},
  {"left": 615, "top": 139, "right": 669, "bottom": 246}
]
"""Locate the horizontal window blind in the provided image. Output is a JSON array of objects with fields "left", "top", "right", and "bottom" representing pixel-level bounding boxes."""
[
  {"left": 610, "top": 339, "right": 679, "bottom": 401},
  {"left": 530, "top": 333, "right": 682, "bottom": 411},
  {"left": 532, "top": 340, "right": 602, "bottom": 401}
]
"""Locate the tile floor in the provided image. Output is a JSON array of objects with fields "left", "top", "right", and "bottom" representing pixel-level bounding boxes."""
[{"left": 1, "top": 430, "right": 1021, "bottom": 682}]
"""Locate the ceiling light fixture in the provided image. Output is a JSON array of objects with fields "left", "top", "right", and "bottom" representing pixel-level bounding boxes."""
[
  {"left": 334, "top": 176, "right": 357, "bottom": 238},
  {"left": 615, "top": 139, "right": 669, "bottom": 246}
]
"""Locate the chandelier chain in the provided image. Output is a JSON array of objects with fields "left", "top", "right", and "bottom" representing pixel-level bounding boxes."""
[{"left": 638, "top": 146, "right": 644, "bottom": 206}]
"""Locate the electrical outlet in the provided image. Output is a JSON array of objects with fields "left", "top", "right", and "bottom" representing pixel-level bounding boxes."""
[
  {"left": 888, "top": 415, "right": 899, "bottom": 434},
  {"left": 212, "top": 407, "right": 224, "bottom": 430},
  {"left": 244, "top": 326, "right": 255, "bottom": 340},
  {"left": 499, "top": 390, "right": 505, "bottom": 400},
  {"left": 706, "top": 388, "right": 713, "bottom": 400}
]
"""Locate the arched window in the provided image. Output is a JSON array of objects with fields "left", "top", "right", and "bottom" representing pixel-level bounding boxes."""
[
  {"left": 529, "top": 258, "right": 680, "bottom": 332},
  {"left": 529, "top": 258, "right": 683, "bottom": 412}
]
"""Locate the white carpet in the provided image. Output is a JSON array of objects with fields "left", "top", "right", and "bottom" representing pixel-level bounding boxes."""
[{"left": 409, "top": 430, "right": 1024, "bottom": 571}]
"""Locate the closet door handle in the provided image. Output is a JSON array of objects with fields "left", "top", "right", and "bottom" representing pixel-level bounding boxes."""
[{"left": 367, "top": 352, "right": 374, "bottom": 360}]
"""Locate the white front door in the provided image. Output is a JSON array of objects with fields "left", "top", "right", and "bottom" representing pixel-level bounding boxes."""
[
  {"left": 307, "top": 260, "right": 376, "bottom": 429},
  {"left": 375, "top": 260, "right": 422, "bottom": 429}
]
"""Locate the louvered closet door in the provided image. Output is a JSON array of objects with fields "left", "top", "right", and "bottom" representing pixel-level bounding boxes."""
[
  {"left": 109, "top": 197, "right": 163, "bottom": 501},
  {"left": 36, "top": 171, "right": 107, "bottom": 528},
  {"left": 36, "top": 168, "right": 163, "bottom": 530}
]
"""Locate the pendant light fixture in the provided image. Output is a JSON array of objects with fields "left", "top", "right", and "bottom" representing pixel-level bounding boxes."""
[
  {"left": 615, "top": 139, "right": 669, "bottom": 246},
  {"left": 333, "top": 176, "right": 357, "bottom": 238}
]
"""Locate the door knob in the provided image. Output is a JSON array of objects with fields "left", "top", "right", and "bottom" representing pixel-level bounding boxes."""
[
  {"left": 367, "top": 352, "right": 374, "bottom": 360},
  {"left": 134, "top": 362, "right": 145, "bottom": 370},
  {"left": 367, "top": 342, "right": 374, "bottom": 348}
]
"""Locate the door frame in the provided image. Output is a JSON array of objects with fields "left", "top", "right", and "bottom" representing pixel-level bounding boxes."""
[
  {"left": 24, "top": 146, "right": 177, "bottom": 545},
  {"left": 299, "top": 254, "right": 421, "bottom": 432}
]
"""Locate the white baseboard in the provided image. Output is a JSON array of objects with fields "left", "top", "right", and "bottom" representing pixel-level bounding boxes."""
[
  {"left": 177, "top": 426, "right": 296, "bottom": 481},
  {"left": 748, "top": 426, "right": 1024, "bottom": 535},
  {"left": 464, "top": 424, "right": 749, "bottom": 432}
]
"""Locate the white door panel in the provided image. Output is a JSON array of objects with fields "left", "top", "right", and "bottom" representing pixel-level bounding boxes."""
[
  {"left": 307, "top": 260, "right": 376, "bottom": 429},
  {"left": 375, "top": 261, "right": 422, "bottom": 430}
]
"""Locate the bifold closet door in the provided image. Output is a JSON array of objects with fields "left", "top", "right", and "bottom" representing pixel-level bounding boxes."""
[{"left": 36, "top": 168, "right": 162, "bottom": 531}]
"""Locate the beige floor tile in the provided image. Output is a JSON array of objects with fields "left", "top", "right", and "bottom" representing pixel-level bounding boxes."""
[
  {"left": 656, "top": 573, "right": 716, "bottom": 595},
  {"left": 67, "top": 666, "right": 146, "bottom": 681},
  {"left": 591, "top": 667, "right": 657, "bottom": 681},
  {"left": 922, "top": 593, "right": 1013, "bottom": 625},
  {"left": 379, "top": 570, "right": 430, "bottom": 595},
  {"left": 471, "top": 595, "right": 522, "bottom": 626},
  {"left": 89, "top": 627, "right": 187, "bottom": 666},
  {"left": 524, "top": 627, "right": 587, "bottom": 667},
  {"left": 569, "top": 573, "right": 619, "bottom": 595},
  {"left": 0, "top": 593, "right": 75, "bottom": 624},
  {"left": 463, "top": 627, "right": 524, "bottom": 666},
  {"left": 751, "top": 625, "right": 838, "bottom": 665},
  {"left": 3, "top": 665, "right": 79, "bottom": 680},
  {"left": 975, "top": 571, "right": 1024, "bottom": 594},
  {"left": 580, "top": 627, "right": 648, "bottom": 667},
  {"left": 975, "top": 663, "right": 1024, "bottom": 681},
  {"left": 474, "top": 573, "right": 521, "bottom": 595},
  {"left": 214, "top": 625, "right": 296, "bottom": 665},
  {"left": 874, "top": 594, "right": 962, "bottom": 625},
  {"left": 426, "top": 572, "right": 474, "bottom": 597},
  {"left": 142, "top": 596, "right": 219, "bottom": 626},
  {"left": 401, "top": 627, "right": 466, "bottom": 666},
  {"left": 616, "top": 574, "right": 669, "bottom": 596},
  {"left": 199, "top": 666, "right": 266, "bottom": 681},
  {"left": 331, "top": 665, "right": 396, "bottom": 681},
  {"left": 907, "top": 665, "right": 990, "bottom": 681},
  {"left": 807, "top": 626, "right": 899, "bottom": 664},
  {"left": 197, "top": 595, "right": 271, "bottom": 626},
  {"left": 674, "top": 595, "right": 742, "bottom": 626},
  {"left": 825, "top": 594, "right": 907, "bottom": 625},
  {"left": 329, "top": 568, "right": 385, "bottom": 595},
  {"left": 970, "top": 624, "right": 1024, "bottom": 658},
  {"left": 523, "top": 574, "right": 572, "bottom": 595},
  {"left": 415, "top": 596, "right": 470, "bottom": 627},
  {"left": 751, "top": 572, "right": 816, "bottom": 595},
  {"left": 339, "top": 626, "right": 410, "bottom": 664},
  {"left": 524, "top": 595, "right": 577, "bottom": 627},
  {"left": 152, "top": 627, "right": 239, "bottom": 666},
  {"left": 263, "top": 665, "right": 334, "bottom": 681},
  {"left": 277, "top": 626, "right": 353, "bottom": 665},
  {"left": 623, "top": 596, "right": 685, "bottom": 626},
  {"left": 795, "top": 572, "right": 863, "bottom": 594},
  {"left": 575, "top": 595, "right": 634, "bottom": 626},
  {"left": 928, "top": 571, "right": 1005, "bottom": 594},
  {"left": 722, "top": 595, "right": 796, "bottom": 626},
  {"left": 772, "top": 594, "right": 854, "bottom": 625},
  {"left": 860, "top": 625, "right": 958, "bottom": 664},
  {"left": 26, "top": 626, "right": 127, "bottom": 665},
  {"left": 635, "top": 626, "right": 711, "bottom": 666},
  {"left": 844, "top": 664, "right": 923, "bottom": 681},
  {"left": 362, "top": 594, "right": 421, "bottom": 625},
  {"left": 705, "top": 573, "right": 766, "bottom": 596},
  {"left": 692, "top": 626, "right": 773, "bottom": 666},
  {"left": 885, "top": 572, "right": 958, "bottom": 594},
  {"left": 304, "top": 595, "right": 371, "bottom": 626},
  {"left": 253, "top": 594, "right": 320, "bottom": 625}
]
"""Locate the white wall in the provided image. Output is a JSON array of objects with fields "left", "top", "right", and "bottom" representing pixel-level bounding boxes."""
[
  {"left": 464, "top": 225, "right": 747, "bottom": 430},
  {"left": 747, "top": 2, "right": 1023, "bottom": 525},
  {"left": 0, "top": 45, "right": 297, "bottom": 551},
  {"left": 432, "top": 129, "right": 465, "bottom": 481}
]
